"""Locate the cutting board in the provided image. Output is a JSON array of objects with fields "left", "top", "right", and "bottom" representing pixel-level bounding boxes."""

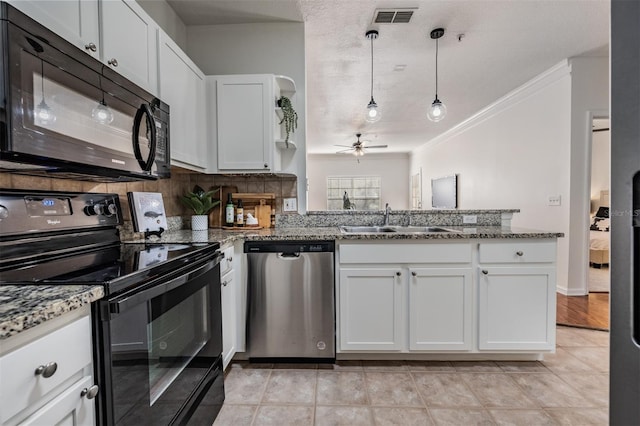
[{"left": 255, "top": 201, "right": 272, "bottom": 228}]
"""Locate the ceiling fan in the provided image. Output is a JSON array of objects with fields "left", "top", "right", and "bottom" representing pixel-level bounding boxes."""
[{"left": 334, "top": 133, "right": 388, "bottom": 157}]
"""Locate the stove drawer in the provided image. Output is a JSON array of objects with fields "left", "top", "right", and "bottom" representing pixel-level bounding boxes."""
[{"left": 0, "top": 315, "right": 92, "bottom": 424}]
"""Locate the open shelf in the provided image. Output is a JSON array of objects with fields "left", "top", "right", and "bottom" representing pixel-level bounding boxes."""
[
  {"left": 276, "top": 139, "right": 297, "bottom": 150},
  {"left": 275, "top": 75, "right": 296, "bottom": 93}
]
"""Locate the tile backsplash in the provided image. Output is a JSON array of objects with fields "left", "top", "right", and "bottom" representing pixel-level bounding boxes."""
[{"left": 1, "top": 168, "right": 297, "bottom": 226}]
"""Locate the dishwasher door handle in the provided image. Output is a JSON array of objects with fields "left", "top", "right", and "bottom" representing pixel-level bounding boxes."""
[{"left": 278, "top": 252, "right": 301, "bottom": 259}]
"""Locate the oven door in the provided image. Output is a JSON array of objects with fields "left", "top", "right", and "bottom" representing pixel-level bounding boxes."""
[
  {"left": 1, "top": 12, "right": 169, "bottom": 179},
  {"left": 94, "top": 255, "right": 223, "bottom": 426}
]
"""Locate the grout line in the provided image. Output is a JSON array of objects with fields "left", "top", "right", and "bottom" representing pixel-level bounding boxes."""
[{"left": 406, "top": 367, "right": 438, "bottom": 425}]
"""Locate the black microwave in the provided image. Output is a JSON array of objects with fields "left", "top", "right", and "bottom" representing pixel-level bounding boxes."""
[{"left": 0, "top": 2, "right": 170, "bottom": 181}]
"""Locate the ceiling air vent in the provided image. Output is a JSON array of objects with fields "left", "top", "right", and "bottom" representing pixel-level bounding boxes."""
[{"left": 373, "top": 8, "right": 416, "bottom": 24}]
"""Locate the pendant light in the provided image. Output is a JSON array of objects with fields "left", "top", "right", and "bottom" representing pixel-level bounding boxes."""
[
  {"left": 365, "top": 29, "right": 381, "bottom": 123},
  {"left": 92, "top": 73, "right": 114, "bottom": 124},
  {"left": 34, "top": 58, "right": 56, "bottom": 125},
  {"left": 427, "top": 28, "right": 447, "bottom": 122}
]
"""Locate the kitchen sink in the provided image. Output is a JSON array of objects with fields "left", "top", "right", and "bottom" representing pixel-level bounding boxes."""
[
  {"left": 339, "top": 225, "right": 458, "bottom": 234},
  {"left": 340, "top": 226, "right": 398, "bottom": 233}
]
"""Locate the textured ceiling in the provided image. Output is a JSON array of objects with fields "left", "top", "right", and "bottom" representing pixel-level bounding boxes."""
[{"left": 168, "top": 0, "right": 610, "bottom": 154}]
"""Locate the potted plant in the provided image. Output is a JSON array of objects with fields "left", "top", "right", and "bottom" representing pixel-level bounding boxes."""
[
  {"left": 277, "top": 95, "right": 297, "bottom": 146},
  {"left": 181, "top": 185, "right": 220, "bottom": 230}
]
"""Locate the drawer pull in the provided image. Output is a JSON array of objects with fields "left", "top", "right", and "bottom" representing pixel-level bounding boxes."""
[
  {"left": 516, "top": 251, "right": 524, "bottom": 256},
  {"left": 222, "top": 281, "right": 228, "bottom": 287},
  {"left": 84, "top": 42, "right": 97, "bottom": 52},
  {"left": 80, "top": 385, "right": 100, "bottom": 400},
  {"left": 228, "top": 257, "right": 233, "bottom": 262},
  {"left": 108, "top": 58, "right": 118, "bottom": 67},
  {"left": 34, "top": 362, "right": 58, "bottom": 378},
  {"left": 411, "top": 271, "right": 417, "bottom": 277},
  {"left": 396, "top": 271, "right": 402, "bottom": 277},
  {"left": 482, "top": 270, "right": 489, "bottom": 275}
]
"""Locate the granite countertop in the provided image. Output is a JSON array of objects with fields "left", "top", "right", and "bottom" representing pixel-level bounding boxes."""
[
  {"left": 140, "top": 226, "right": 563, "bottom": 245},
  {"left": 0, "top": 285, "right": 104, "bottom": 340}
]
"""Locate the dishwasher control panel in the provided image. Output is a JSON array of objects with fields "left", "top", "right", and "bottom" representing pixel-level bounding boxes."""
[{"left": 244, "top": 241, "right": 335, "bottom": 253}]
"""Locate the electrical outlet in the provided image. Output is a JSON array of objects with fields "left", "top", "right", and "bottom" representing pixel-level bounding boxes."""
[
  {"left": 463, "top": 215, "right": 477, "bottom": 224},
  {"left": 283, "top": 198, "right": 297, "bottom": 212},
  {"left": 548, "top": 195, "right": 561, "bottom": 206}
]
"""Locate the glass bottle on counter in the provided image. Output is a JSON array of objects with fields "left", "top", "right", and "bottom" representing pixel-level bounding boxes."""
[
  {"left": 225, "top": 193, "right": 235, "bottom": 226},
  {"left": 236, "top": 199, "right": 244, "bottom": 227}
]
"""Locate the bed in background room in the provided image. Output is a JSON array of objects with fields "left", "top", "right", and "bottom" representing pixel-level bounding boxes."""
[{"left": 589, "top": 190, "right": 610, "bottom": 268}]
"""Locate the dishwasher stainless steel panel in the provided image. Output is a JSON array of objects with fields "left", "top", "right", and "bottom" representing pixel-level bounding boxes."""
[{"left": 245, "top": 241, "right": 335, "bottom": 360}]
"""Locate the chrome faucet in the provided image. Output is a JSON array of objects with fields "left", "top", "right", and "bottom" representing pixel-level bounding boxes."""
[{"left": 383, "top": 203, "right": 391, "bottom": 226}]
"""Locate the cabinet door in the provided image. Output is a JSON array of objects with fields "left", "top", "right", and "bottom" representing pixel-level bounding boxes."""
[
  {"left": 100, "top": 0, "right": 158, "bottom": 94},
  {"left": 339, "top": 268, "right": 403, "bottom": 351},
  {"left": 409, "top": 268, "right": 473, "bottom": 351},
  {"left": 221, "top": 269, "right": 237, "bottom": 369},
  {"left": 158, "top": 31, "right": 207, "bottom": 171},
  {"left": 216, "top": 75, "right": 273, "bottom": 171},
  {"left": 6, "top": 0, "right": 100, "bottom": 59},
  {"left": 19, "top": 376, "right": 96, "bottom": 426},
  {"left": 478, "top": 267, "right": 556, "bottom": 350}
]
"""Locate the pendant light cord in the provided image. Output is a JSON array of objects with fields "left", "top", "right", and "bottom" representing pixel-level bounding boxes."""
[
  {"left": 40, "top": 58, "right": 45, "bottom": 100},
  {"left": 435, "top": 37, "right": 439, "bottom": 99},
  {"left": 370, "top": 34, "right": 374, "bottom": 99}
]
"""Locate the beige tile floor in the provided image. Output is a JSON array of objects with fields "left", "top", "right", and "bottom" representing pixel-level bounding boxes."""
[{"left": 214, "top": 326, "right": 609, "bottom": 425}]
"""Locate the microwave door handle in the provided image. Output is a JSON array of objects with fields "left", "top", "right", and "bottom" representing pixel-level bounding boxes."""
[{"left": 132, "top": 104, "right": 157, "bottom": 172}]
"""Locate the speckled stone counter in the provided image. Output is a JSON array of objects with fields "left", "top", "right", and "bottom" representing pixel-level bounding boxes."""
[{"left": 0, "top": 285, "right": 104, "bottom": 340}]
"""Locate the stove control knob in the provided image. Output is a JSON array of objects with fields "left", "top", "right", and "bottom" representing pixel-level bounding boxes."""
[
  {"left": 84, "top": 204, "right": 105, "bottom": 216},
  {"left": 0, "top": 205, "right": 8, "bottom": 220},
  {"left": 106, "top": 203, "right": 118, "bottom": 217}
]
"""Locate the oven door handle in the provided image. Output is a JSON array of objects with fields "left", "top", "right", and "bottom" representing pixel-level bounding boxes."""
[{"left": 109, "top": 252, "right": 222, "bottom": 316}]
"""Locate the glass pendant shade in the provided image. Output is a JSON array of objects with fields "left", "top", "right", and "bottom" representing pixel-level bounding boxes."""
[
  {"left": 35, "top": 99, "right": 56, "bottom": 125},
  {"left": 427, "top": 97, "right": 447, "bottom": 122},
  {"left": 92, "top": 100, "right": 115, "bottom": 124},
  {"left": 366, "top": 98, "right": 381, "bottom": 123}
]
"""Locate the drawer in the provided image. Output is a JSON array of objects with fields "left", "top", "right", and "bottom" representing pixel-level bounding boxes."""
[
  {"left": 0, "top": 315, "right": 92, "bottom": 424},
  {"left": 479, "top": 241, "right": 556, "bottom": 263},
  {"left": 340, "top": 243, "right": 472, "bottom": 264},
  {"left": 220, "top": 244, "right": 235, "bottom": 276}
]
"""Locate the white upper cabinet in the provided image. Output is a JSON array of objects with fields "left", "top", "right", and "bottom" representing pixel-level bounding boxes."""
[
  {"left": 100, "top": 0, "right": 158, "bottom": 95},
  {"left": 208, "top": 74, "right": 297, "bottom": 173},
  {"left": 158, "top": 30, "right": 207, "bottom": 171},
  {"left": 6, "top": 0, "right": 100, "bottom": 59}
]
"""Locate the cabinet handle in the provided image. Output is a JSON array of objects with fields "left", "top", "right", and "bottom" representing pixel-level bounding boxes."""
[
  {"left": 108, "top": 58, "right": 118, "bottom": 67},
  {"left": 264, "top": 163, "right": 268, "bottom": 168},
  {"left": 80, "top": 385, "right": 100, "bottom": 400},
  {"left": 482, "top": 270, "right": 489, "bottom": 275},
  {"left": 228, "top": 257, "right": 233, "bottom": 262},
  {"left": 222, "top": 281, "right": 228, "bottom": 287},
  {"left": 396, "top": 271, "right": 402, "bottom": 277},
  {"left": 516, "top": 251, "right": 524, "bottom": 256},
  {"left": 411, "top": 271, "right": 417, "bottom": 277},
  {"left": 84, "top": 42, "right": 97, "bottom": 52},
  {"left": 34, "top": 362, "right": 57, "bottom": 378}
]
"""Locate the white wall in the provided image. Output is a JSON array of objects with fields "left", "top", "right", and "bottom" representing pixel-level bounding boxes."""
[
  {"left": 186, "top": 23, "right": 307, "bottom": 212},
  {"left": 411, "top": 61, "right": 573, "bottom": 293},
  {"left": 567, "top": 56, "right": 610, "bottom": 294},
  {"left": 590, "top": 130, "right": 610, "bottom": 211},
  {"left": 307, "top": 153, "right": 410, "bottom": 211},
  {"left": 136, "top": 0, "right": 187, "bottom": 50}
]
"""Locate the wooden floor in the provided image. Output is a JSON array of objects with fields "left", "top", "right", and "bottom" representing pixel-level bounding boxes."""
[{"left": 556, "top": 292, "right": 609, "bottom": 330}]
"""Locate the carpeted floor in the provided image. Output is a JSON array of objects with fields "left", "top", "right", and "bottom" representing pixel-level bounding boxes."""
[{"left": 588, "top": 265, "right": 609, "bottom": 293}]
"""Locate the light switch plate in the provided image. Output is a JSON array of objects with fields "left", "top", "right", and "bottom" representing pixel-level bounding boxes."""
[
  {"left": 548, "top": 195, "right": 561, "bottom": 206},
  {"left": 283, "top": 198, "right": 297, "bottom": 211},
  {"left": 463, "top": 215, "right": 477, "bottom": 224}
]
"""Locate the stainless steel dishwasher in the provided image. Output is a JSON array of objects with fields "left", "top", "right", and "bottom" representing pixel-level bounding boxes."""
[{"left": 245, "top": 240, "right": 335, "bottom": 361}]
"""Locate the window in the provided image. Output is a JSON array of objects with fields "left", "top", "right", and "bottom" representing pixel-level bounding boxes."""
[
  {"left": 327, "top": 176, "right": 381, "bottom": 210},
  {"left": 411, "top": 169, "right": 422, "bottom": 209}
]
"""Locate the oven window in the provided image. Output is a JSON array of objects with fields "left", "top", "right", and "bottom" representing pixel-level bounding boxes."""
[{"left": 148, "top": 285, "right": 209, "bottom": 404}]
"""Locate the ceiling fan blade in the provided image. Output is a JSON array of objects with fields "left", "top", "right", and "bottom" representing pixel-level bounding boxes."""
[
  {"left": 365, "top": 145, "right": 388, "bottom": 149},
  {"left": 334, "top": 144, "right": 354, "bottom": 148},
  {"left": 336, "top": 148, "right": 354, "bottom": 153}
]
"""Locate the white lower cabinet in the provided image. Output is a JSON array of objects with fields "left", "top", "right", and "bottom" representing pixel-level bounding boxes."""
[
  {"left": 0, "top": 312, "right": 96, "bottom": 426},
  {"left": 339, "top": 268, "right": 403, "bottom": 351},
  {"left": 409, "top": 268, "right": 473, "bottom": 351},
  {"left": 478, "top": 266, "right": 556, "bottom": 350},
  {"left": 221, "top": 268, "right": 237, "bottom": 369}
]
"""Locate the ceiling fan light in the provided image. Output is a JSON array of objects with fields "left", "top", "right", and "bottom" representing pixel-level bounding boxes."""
[
  {"left": 427, "top": 98, "right": 447, "bottom": 122},
  {"left": 366, "top": 98, "right": 381, "bottom": 123}
]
